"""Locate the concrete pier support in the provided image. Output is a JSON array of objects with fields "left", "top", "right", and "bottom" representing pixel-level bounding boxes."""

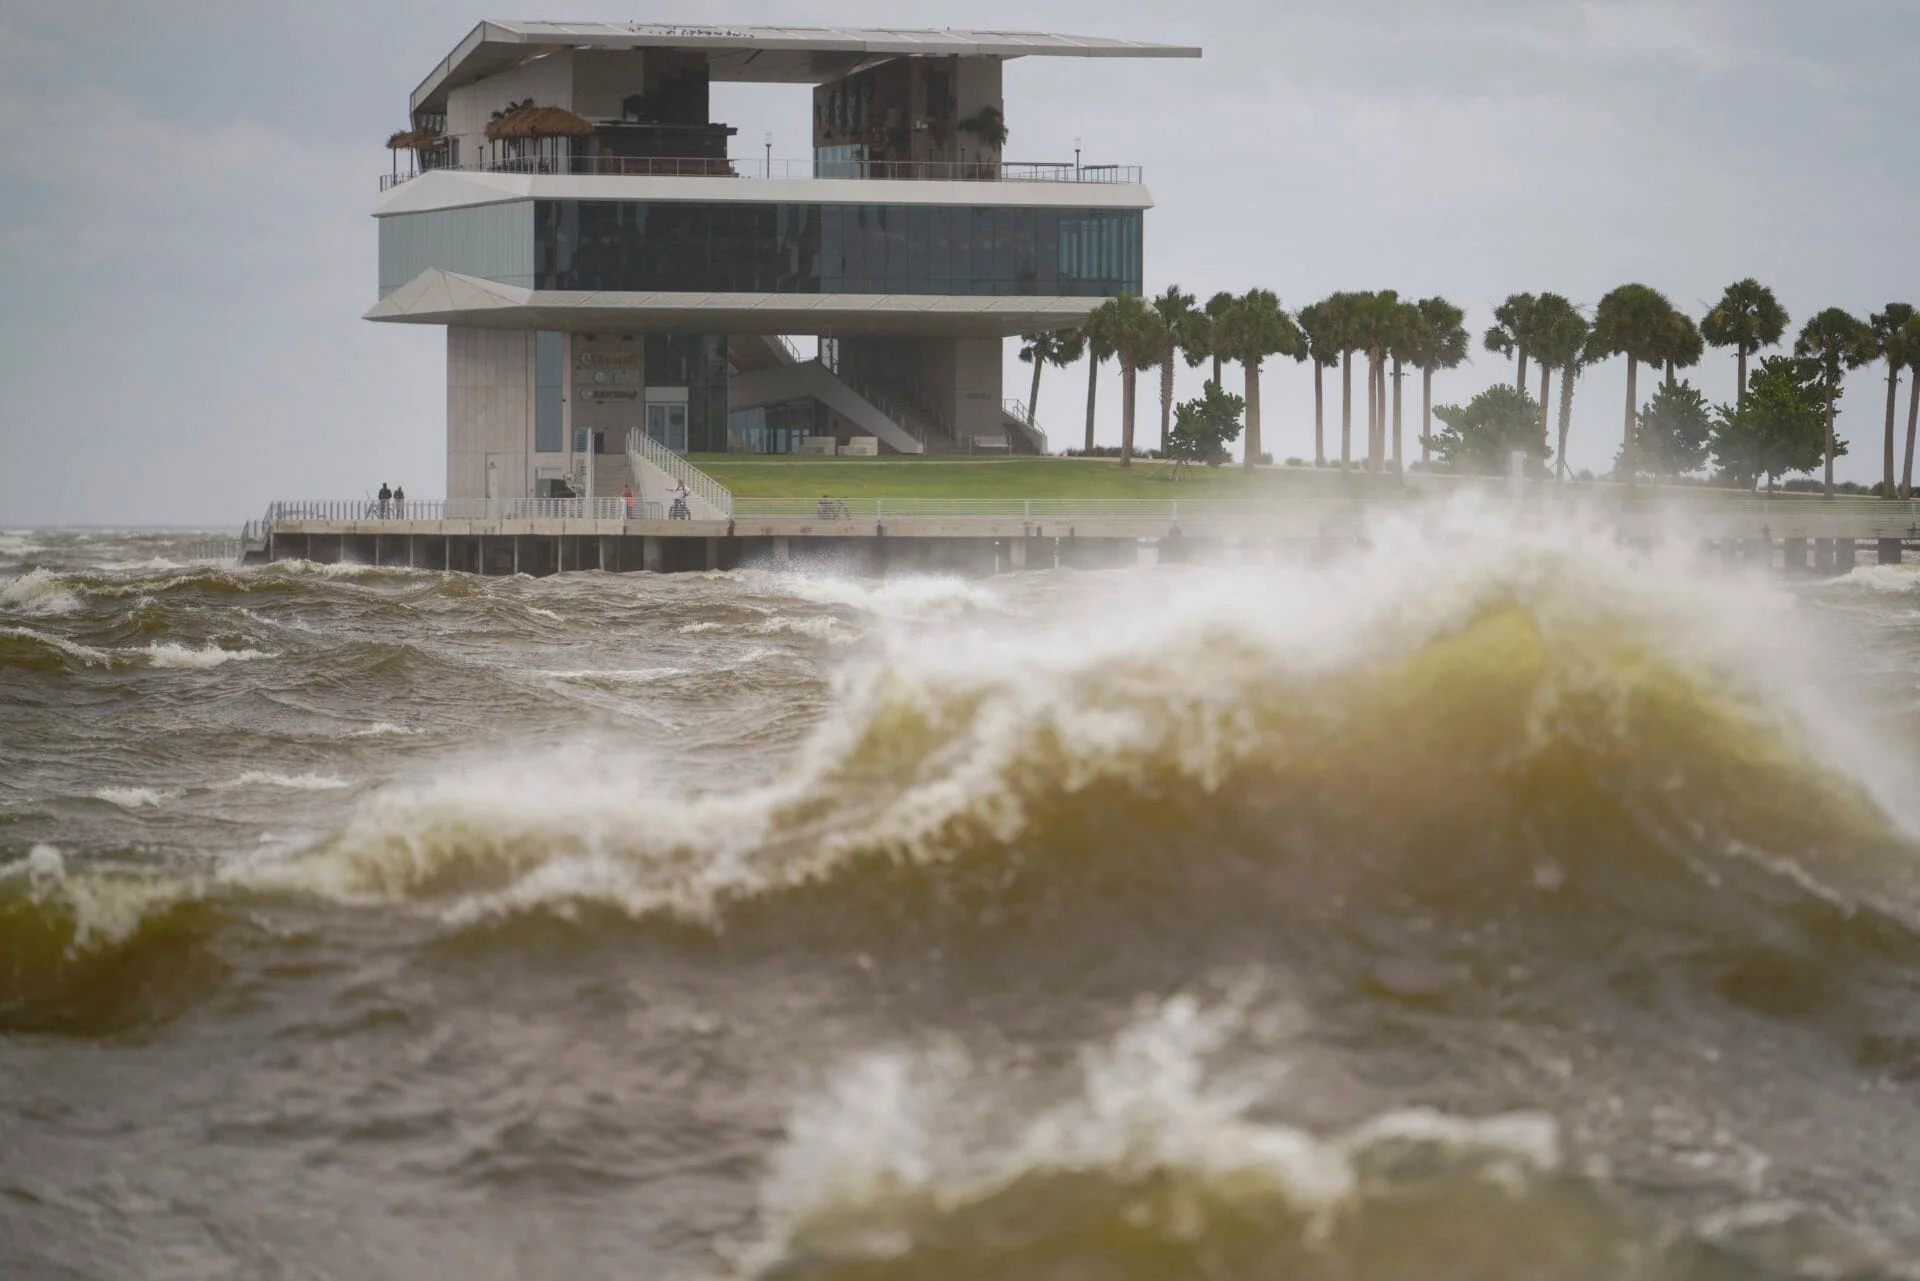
[
  {"left": 1813, "top": 538, "right": 1836, "bottom": 574},
  {"left": 1743, "top": 538, "right": 1771, "bottom": 569},
  {"left": 1783, "top": 538, "right": 1808, "bottom": 574},
  {"left": 705, "top": 538, "right": 721, "bottom": 571},
  {"left": 1835, "top": 539, "right": 1857, "bottom": 571},
  {"left": 642, "top": 537, "right": 664, "bottom": 573},
  {"left": 1879, "top": 538, "right": 1904, "bottom": 565},
  {"left": 772, "top": 536, "right": 790, "bottom": 563}
]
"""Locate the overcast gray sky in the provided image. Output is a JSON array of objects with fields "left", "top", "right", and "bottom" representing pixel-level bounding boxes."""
[{"left": 1, "top": 0, "right": 1914, "bottom": 526}]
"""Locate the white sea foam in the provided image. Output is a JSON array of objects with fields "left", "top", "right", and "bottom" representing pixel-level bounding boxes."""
[
  {"left": 1836, "top": 563, "right": 1920, "bottom": 593},
  {"left": 0, "top": 533, "right": 44, "bottom": 561},
  {"left": 527, "top": 606, "right": 565, "bottom": 621},
  {"left": 0, "top": 569, "right": 82, "bottom": 616},
  {"left": 216, "top": 771, "right": 351, "bottom": 792},
  {"left": 677, "top": 620, "right": 726, "bottom": 634},
  {"left": 93, "top": 787, "right": 184, "bottom": 810},
  {"left": 347, "top": 721, "right": 419, "bottom": 738},
  {"left": 138, "top": 642, "right": 277, "bottom": 668},
  {"left": 762, "top": 571, "right": 998, "bottom": 621},
  {"left": 752, "top": 614, "right": 862, "bottom": 644},
  {"left": 539, "top": 667, "right": 688, "bottom": 685}
]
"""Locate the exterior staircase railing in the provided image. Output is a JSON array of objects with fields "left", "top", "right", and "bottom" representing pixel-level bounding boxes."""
[
  {"left": 1001, "top": 399, "right": 1049, "bottom": 455},
  {"left": 626, "top": 429, "right": 734, "bottom": 517}
]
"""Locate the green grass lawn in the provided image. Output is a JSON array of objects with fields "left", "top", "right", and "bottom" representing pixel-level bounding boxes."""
[{"left": 685, "top": 455, "right": 1418, "bottom": 500}]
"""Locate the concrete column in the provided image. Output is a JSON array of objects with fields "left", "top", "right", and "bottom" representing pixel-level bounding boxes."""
[
  {"left": 1878, "top": 538, "right": 1903, "bottom": 565},
  {"left": 1743, "top": 538, "right": 1770, "bottom": 569},
  {"left": 705, "top": 538, "right": 721, "bottom": 571},
  {"left": 643, "top": 537, "right": 664, "bottom": 573},
  {"left": 773, "top": 536, "right": 790, "bottom": 563},
  {"left": 1782, "top": 538, "right": 1808, "bottom": 574},
  {"left": 1835, "top": 539, "right": 1857, "bottom": 571},
  {"left": 1008, "top": 538, "right": 1027, "bottom": 570},
  {"left": 1813, "top": 538, "right": 1835, "bottom": 573}
]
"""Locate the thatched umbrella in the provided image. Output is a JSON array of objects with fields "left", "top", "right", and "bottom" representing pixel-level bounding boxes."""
[
  {"left": 385, "top": 128, "right": 443, "bottom": 178},
  {"left": 483, "top": 106, "right": 594, "bottom": 141}
]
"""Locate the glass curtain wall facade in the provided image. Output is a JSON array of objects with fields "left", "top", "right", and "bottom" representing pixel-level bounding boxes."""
[
  {"left": 532, "top": 200, "right": 1141, "bottom": 296},
  {"left": 645, "top": 334, "right": 730, "bottom": 453}
]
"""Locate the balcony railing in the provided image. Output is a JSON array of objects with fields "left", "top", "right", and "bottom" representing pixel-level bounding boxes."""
[{"left": 379, "top": 156, "right": 1143, "bottom": 191}]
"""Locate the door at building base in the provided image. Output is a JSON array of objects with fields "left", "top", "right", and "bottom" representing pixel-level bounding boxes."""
[{"left": 646, "top": 401, "right": 688, "bottom": 454}]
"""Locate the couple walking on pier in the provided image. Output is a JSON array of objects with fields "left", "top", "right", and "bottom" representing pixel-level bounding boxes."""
[{"left": 375, "top": 482, "right": 406, "bottom": 518}]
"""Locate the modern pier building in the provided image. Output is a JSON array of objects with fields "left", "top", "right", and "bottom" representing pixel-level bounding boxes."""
[{"left": 369, "top": 21, "right": 1198, "bottom": 508}]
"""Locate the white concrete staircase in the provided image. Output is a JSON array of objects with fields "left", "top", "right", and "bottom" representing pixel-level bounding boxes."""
[
  {"left": 728, "top": 360, "right": 928, "bottom": 455},
  {"left": 625, "top": 430, "right": 733, "bottom": 520}
]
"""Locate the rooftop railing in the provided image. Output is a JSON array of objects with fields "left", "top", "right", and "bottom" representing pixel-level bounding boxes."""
[
  {"left": 379, "top": 156, "right": 1143, "bottom": 191},
  {"left": 266, "top": 498, "right": 661, "bottom": 522}
]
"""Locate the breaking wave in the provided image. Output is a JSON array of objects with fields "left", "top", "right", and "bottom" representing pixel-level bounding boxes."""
[{"left": 730, "top": 993, "right": 1895, "bottom": 1280}]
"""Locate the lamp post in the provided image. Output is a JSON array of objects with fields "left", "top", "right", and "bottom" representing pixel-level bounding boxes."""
[
  {"left": 1074, "top": 136, "right": 1081, "bottom": 180},
  {"left": 764, "top": 131, "right": 773, "bottom": 178}
]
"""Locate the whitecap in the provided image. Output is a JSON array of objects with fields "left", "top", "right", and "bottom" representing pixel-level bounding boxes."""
[
  {"left": 138, "top": 642, "right": 277, "bottom": 669},
  {"left": 93, "top": 786, "right": 184, "bottom": 810},
  {"left": 215, "top": 771, "right": 351, "bottom": 792},
  {"left": 0, "top": 569, "right": 82, "bottom": 616}
]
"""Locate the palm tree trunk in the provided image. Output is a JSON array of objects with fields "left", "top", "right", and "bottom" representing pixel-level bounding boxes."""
[
  {"left": 1823, "top": 378, "right": 1837, "bottom": 497},
  {"left": 1121, "top": 360, "right": 1137, "bottom": 468},
  {"left": 1622, "top": 358, "right": 1638, "bottom": 486},
  {"left": 1027, "top": 357, "right": 1043, "bottom": 431},
  {"left": 1375, "top": 357, "right": 1387, "bottom": 469},
  {"left": 1159, "top": 356, "right": 1174, "bottom": 453},
  {"left": 1391, "top": 358, "right": 1404, "bottom": 472},
  {"left": 1884, "top": 364, "right": 1900, "bottom": 498},
  {"left": 1515, "top": 348, "right": 1528, "bottom": 394},
  {"left": 1904, "top": 372, "right": 1920, "bottom": 499},
  {"left": 1364, "top": 354, "right": 1377, "bottom": 470},
  {"left": 1084, "top": 356, "right": 1099, "bottom": 454},
  {"left": 1211, "top": 354, "right": 1222, "bottom": 386},
  {"left": 1243, "top": 359, "right": 1262, "bottom": 469},
  {"left": 1313, "top": 364, "right": 1326, "bottom": 467},
  {"left": 1340, "top": 352, "right": 1353, "bottom": 471},
  {"left": 1421, "top": 367, "right": 1433, "bottom": 466},
  {"left": 1736, "top": 346, "right": 1750, "bottom": 410},
  {"left": 1556, "top": 364, "right": 1575, "bottom": 482},
  {"left": 1538, "top": 364, "right": 1552, "bottom": 440}
]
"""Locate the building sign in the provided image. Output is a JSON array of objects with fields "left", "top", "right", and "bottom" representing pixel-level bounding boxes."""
[
  {"left": 577, "top": 369, "right": 640, "bottom": 384},
  {"left": 579, "top": 387, "right": 641, "bottom": 402},
  {"left": 577, "top": 351, "right": 641, "bottom": 368}
]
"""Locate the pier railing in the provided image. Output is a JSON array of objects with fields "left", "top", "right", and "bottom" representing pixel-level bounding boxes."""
[
  {"left": 266, "top": 498, "right": 662, "bottom": 522},
  {"left": 380, "top": 156, "right": 1144, "bottom": 190}
]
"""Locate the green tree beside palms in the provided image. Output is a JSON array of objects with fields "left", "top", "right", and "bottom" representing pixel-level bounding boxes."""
[
  {"left": 1423, "top": 384, "right": 1549, "bottom": 475},
  {"left": 1700, "top": 279, "right": 1789, "bottom": 410},
  {"left": 1631, "top": 380, "right": 1713, "bottom": 481},
  {"left": 1794, "top": 308, "right": 1875, "bottom": 496},
  {"left": 1708, "top": 356, "right": 1833, "bottom": 492}
]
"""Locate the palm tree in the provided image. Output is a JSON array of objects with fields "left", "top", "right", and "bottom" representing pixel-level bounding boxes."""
[
  {"left": 1661, "top": 306, "right": 1703, "bottom": 385},
  {"left": 1087, "top": 294, "right": 1163, "bottom": 468},
  {"left": 1484, "top": 293, "right": 1540, "bottom": 391},
  {"left": 1870, "top": 305, "right": 1916, "bottom": 497},
  {"left": 1296, "top": 299, "right": 1342, "bottom": 467},
  {"left": 1151, "top": 286, "right": 1199, "bottom": 453},
  {"left": 1214, "top": 289, "right": 1306, "bottom": 469},
  {"left": 1081, "top": 322, "right": 1113, "bottom": 454},
  {"left": 1319, "top": 291, "right": 1366, "bottom": 470},
  {"left": 1795, "top": 307, "right": 1876, "bottom": 496},
  {"left": 1357, "top": 291, "right": 1403, "bottom": 470},
  {"left": 1700, "top": 279, "right": 1789, "bottom": 409},
  {"left": 1528, "top": 296, "right": 1590, "bottom": 480},
  {"left": 1589, "top": 284, "right": 1680, "bottom": 485},
  {"left": 1900, "top": 316, "right": 1920, "bottom": 499},
  {"left": 1405, "top": 297, "right": 1469, "bottom": 467},
  {"left": 1017, "top": 329, "right": 1085, "bottom": 437},
  {"left": 1200, "top": 291, "right": 1238, "bottom": 386},
  {"left": 1385, "top": 299, "right": 1425, "bottom": 473}
]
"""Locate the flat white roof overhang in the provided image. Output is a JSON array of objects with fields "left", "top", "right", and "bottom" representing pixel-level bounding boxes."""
[
  {"left": 367, "top": 269, "right": 1101, "bottom": 337},
  {"left": 374, "top": 170, "right": 1154, "bottom": 216},
  {"left": 413, "top": 21, "right": 1202, "bottom": 112}
]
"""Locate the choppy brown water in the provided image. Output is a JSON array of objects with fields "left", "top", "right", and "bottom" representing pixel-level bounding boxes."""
[{"left": 5, "top": 512, "right": 1920, "bottom": 1280}]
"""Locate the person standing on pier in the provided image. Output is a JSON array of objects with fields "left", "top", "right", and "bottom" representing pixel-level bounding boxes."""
[
  {"left": 377, "top": 482, "right": 392, "bottom": 518},
  {"left": 393, "top": 484, "right": 406, "bottom": 519}
]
